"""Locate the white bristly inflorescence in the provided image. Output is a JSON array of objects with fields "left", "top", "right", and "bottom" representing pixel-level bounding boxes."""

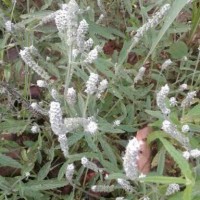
[
  {"left": 181, "top": 124, "right": 190, "bottom": 133},
  {"left": 181, "top": 91, "right": 196, "bottom": 108},
  {"left": 179, "top": 83, "right": 188, "bottom": 91},
  {"left": 65, "top": 163, "right": 75, "bottom": 182},
  {"left": 162, "top": 120, "right": 189, "bottom": 148},
  {"left": 96, "top": 79, "right": 108, "bottom": 98},
  {"left": 81, "top": 157, "right": 101, "bottom": 172},
  {"left": 165, "top": 183, "right": 180, "bottom": 196},
  {"left": 131, "top": 4, "right": 170, "bottom": 47},
  {"left": 49, "top": 102, "right": 69, "bottom": 157},
  {"left": 123, "top": 137, "right": 141, "bottom": 180},
  {"left": 161, "top": 59, "right": 173, "bottom": 70},
  {"left": 65, "top": 87, "right": 76, "bottom": 105},
  {"left": 156, "top": 84, "right": 170, "bottom": 115},
  {"left": 31, "top": 125, "right": 40, "bottom": 133},
  {"left": 117, "top": 178, "right": 133, "bottom": 193},
  {"left": 84, "top": 121, "right": 98, "bottom": 135},
  {"left": 19, "top": 47, "right": 50, "bottom": 80},
  {"left": 91, "top": 185, "right": 115, "bottom": 192},
  {"left": 49, "top": 101, "right": 65, "bottom": 136},
  {"left": 55, "top": 0, "right": 79, "bottom": 45},
  {"left": 77, "top": 19, "right": 89, "bottom": 52},
  {"left": 169, "top": 97, "right": 178, "bottom": 107},
  {"left": 84, "top": 46, "right": 100, "bottom": 63},
  {"left": 134, "top": 66, "right": 146, "bottom": 84},
  {"left": 85, "top": 73, "right": 99, "bottom": 95},
  {"left": 37, "top": 80, "right": 48, "bottom": 88},
  {"left": 5, "top": 20, "right": 14, "bottom": 32},
  {"left": 30, "top": 102, "right": 48, "bottom": 115},
  {"left": 183, "top": 149, "right": 200, "bottom": 160}
]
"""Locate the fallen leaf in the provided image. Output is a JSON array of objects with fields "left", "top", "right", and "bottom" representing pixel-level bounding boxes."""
[{"left": 136, "top": 126, "right": 152, "bottom": 174}]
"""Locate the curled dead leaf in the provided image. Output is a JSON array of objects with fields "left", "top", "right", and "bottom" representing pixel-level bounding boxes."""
[{"left": 136, "top": 126, "right": 152, "bottom": 174}]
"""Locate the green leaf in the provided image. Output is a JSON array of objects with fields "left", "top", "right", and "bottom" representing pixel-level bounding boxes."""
[
  {"left": 21, "top": 179, "right": 68, "bottom": 191},
  {"left": 159, "top": 137, "right": 193, "bottom": 182},
  {"left": 98, "top": 136, "right": 118, "bottom": 168},
  {"left": 0, "top": 153, "right": 22, "bottom": 168},
  {"left": 144, "top": 0, "right": 189, "bottom": 62},
  {"left": 0, "top": 119, "right": 28, "bottom": 133},
  {"left": 37, "top": 161, "right": 52, "bottom": 181},
  {"left": 143, "top": 175, "right": 186, "bottom": 184},
  {"left": 145, "top": 110, "right": 165, "bottom": 120},
  {"left": 168, "top": 41, "right": 188, "bottom": 59}
]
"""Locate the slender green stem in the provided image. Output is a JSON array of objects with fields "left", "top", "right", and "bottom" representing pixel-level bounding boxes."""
[
  {"left": 191, "top": 49, "right": 200, "bottom": 87},
  {"left": 64, "top": 44, "right": 73, "bottom": 97},
  {"left": 83, "top": 95, "right": 90, "bottom": 118}
]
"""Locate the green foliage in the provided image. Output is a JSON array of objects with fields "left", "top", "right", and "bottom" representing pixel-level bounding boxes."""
[{"left": 0, "top": 0, "right": 199, "bottom": 199}]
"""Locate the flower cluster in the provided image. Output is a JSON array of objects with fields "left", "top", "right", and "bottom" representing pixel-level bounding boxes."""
[
  {"left": 165, "top": 183, "right": 180, "bottom": 196},
  {"left": 31, "top": 124, "right": 40, "bottom": 133},
  {"left": 81, "top": 157, "right": 102, "bottom": 172},
  {"left": 131, "top": 4, "right": 170, "bottom": 46},
  {"left": 49, "top": 102, "right": 69, "bottom": 157},
  {"left": 65, "top": 87, "right": 77, "bottom": 105},
  {"left": 65, "top": 163, "right": 75, "bottom": 182},
  {"left": 117, "top": 178, "right": 133, "bottom": 193},
  {"left": 156, "top": 84, "right": 170, "bottom": 115},
  {"left": 91, "top": 185, "right": 115, "bottom": 192},
  {"left": 183, "top": 149, "right": 200, "bottom": 160},
  {"left": 123, "top": 137, "right": 141, "bottom": 180},
  {"left": 181, "top": 91, "right": 196, "bottom": 108},
  {"left": 162, "top": 120, "right": 189, "bottom": 148},
  {"left": 161, "top": 59, "right": 173, "bottom": 71},
  {"left": 134, "top": 66, "right": 146, "bottom": 84},
  {"left": 19, "top": 47, "right": 50, "bottom": 80},
  {"left": 30, "top": 102, "right": 48, "bottom": 116},
  {"left": 85, "top": 72, "right": 108, "bottom": 97},
  {"left": 169, "top": 97, "right": 178, "bottom": 107}
]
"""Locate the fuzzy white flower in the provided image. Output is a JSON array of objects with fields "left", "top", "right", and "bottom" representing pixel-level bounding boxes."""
[
  {"left": 182, "top": 124, "right": 190, "bottom": 133},
  {"left": 77, "top": 19, "right": 89, "bottom": 51},
  {"left": 5, "top": 20, "right": 14, "bottom": 32},
  {"left": 162, "top": 120, "right": 189, "bottom": 147},
  {"left": 183, "top": 151, "right": 190, "bottom": 160},
  {"left": 31, "top": 102, "right": 48, "bottom": 115},
  {"left": 58, "top": 134, "right": 68, "bottom": 158},
  {"left": 84, "top": 38, "right": 94, "bottom": 51},
  {"left": 66, "top": 87, "right": 76, "bottom": 105},
  {"left": 19, "top": 48, "right": 50, "bottom": 80},
  {"left": 181, "top": 91, "right": 196, "bottom": 108},
  {"left": 84, "top": 46, "right": 100, "bottom": 63},
  {"left": 142, "top": 196, "right": 150, "bottom": 200},
  {"left": 65, "top": 163, "right": 74, "bottom": 182},
  {"left": 51, "top": 88, "right": 59, "bottom": 101},
  {"left": 156, "top": 84, "right": 170, "bottom": 115},
  {"left": 161, "top": 59, "right": 173, "bottom": 70},
  {"left": 190, "top": 149, "right": 200, "bottom": 158},
  {"left": 91, "top": 185, "right": 115, "bottom": 192},
  {"left": 85, "top": 73, "right": 99, "bottom": 95},
  {"left": 179, "top": 84, "right": 188, "bottom": 91},
  {"left": 117, "top": 178, "right": 133, "bottom": 193},
  {"left": 37, "top": 80, "right": 48, "bottom": 88},
  {"left": 31, "top": 125, "right": 40, "bottom": 133},
  {"left": 96, "top": 79, "right": 108, "bottom": 98},
  {"left": 134, "top": 66, "right": 146, "bottom": 83},
  {"left": 116, "top": 198, "right": 127, "bottom": 200},
  {"left": 84, "top": 121, "right": 98, "bottom": 134},
  {"left": 165, "top": 183, "right": 180, "bottom": 196},
  {"left": 113, "top": 120, "right": 121, "bottom": 126},
  {"left": 123, "top": 137, "right": 141, "bottom": 180},
  {"left": 49, "top": 101, "right": 65, "bottom": 136},
  {"left": 169, "top": 97, "right": 178, "bottom": 107},
  {"left": 81, "top": 157, "right": 101, "bottom": 172},
  {"left": 131, "top": 4, "right": 170, "bottom": 47}
]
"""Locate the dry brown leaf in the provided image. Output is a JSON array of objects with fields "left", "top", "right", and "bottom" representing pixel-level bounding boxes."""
[{"left": 136, "top": 126, "right": 152, "bottom": 174}]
